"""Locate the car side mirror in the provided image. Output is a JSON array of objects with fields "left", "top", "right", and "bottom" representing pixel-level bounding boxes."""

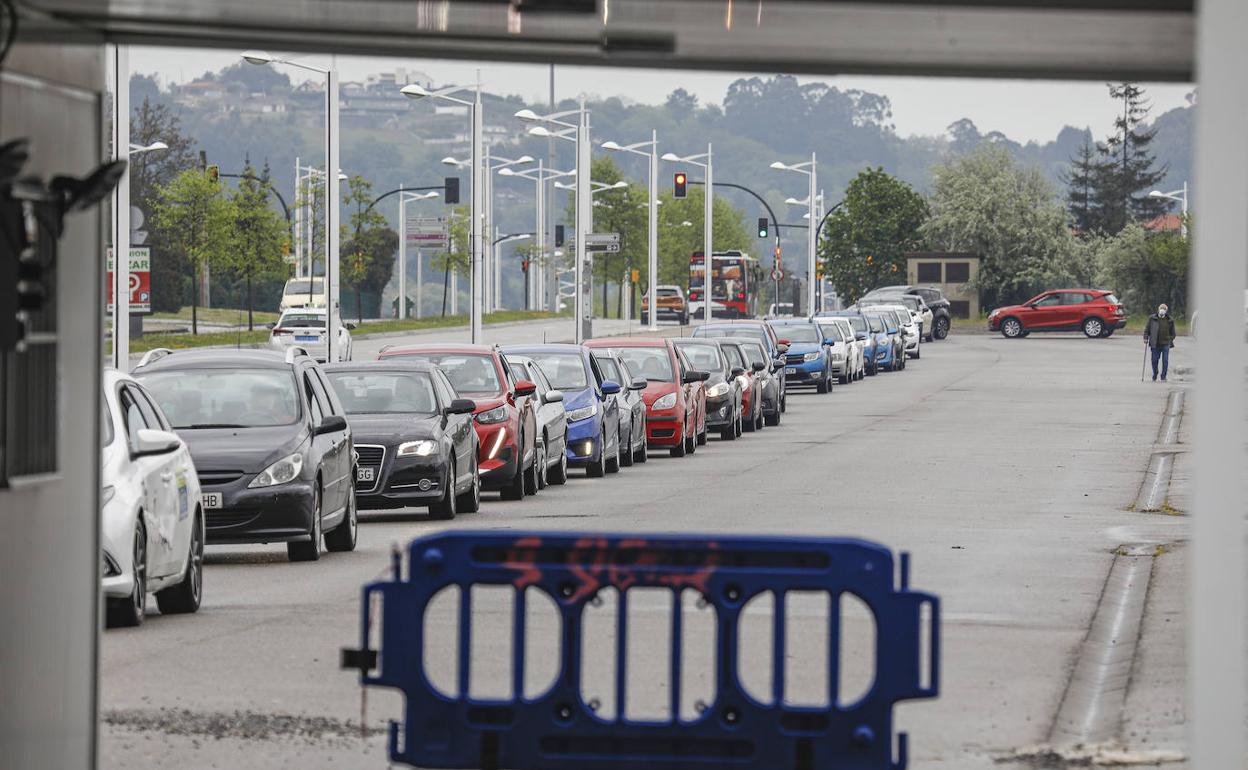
[
  {"left": 777, "top": 338, "right": 791, "bottom": 346},
  {"left": 680, "top": 370, "right": 703, "bottom": 385},
  {"left": 345, "top": 322, "right": 357, "bottom": 331},
  {"left": 314, "top": 414, "right": 348, "bottom": 436},
  {"left": 730, "top": 366, "right": 746, "bottom": 378},
  {"left": 823, "top": 338, "right": 836, "bottom": 346},
  {"left": 514, "top": 379, "right": 537, "bottom": 398},
  {"left": 776, "top": 343, "right": 790, "bottom": 354},
  {"left": 601, "top": 380, "right": 622, "bottom": 395},
  {"left": 856, "top": 333, "right": 868, "bottom": 341},
  {"left": 699, "top": 370, "right": 711, "bottom": 382},
  {"left": 133, "top": 428, "right": 181, "bottom": 457},
  {"left": 629, "top": 377, "right": 647, "bottom": 391},
  {"left": 542, "top": 389, "right": 565, "bottom": 404},
  {"left": 265, "top": 321, "right": 277, "bottom": 330},
  {"left": 445, "top": 398, "right": 477, "bottom": 415},
  {"left": 751, "top": 362, "right": 766, "bottom": 373}
]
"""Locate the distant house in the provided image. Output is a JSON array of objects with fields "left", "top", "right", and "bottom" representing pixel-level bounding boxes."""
[
  {"left": 1143, "top": 213, "right": 1184, "bottom": 233},
  {"left": 905, "top": 252, "right": 982, "bottom": 318}
]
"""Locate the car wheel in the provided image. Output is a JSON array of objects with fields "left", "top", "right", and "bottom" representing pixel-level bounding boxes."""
[
  {"left": 633, "top": 424, "right": 649, "bottom": 463},
  {"left": 430, "top": 460, "right": 457, "bottom": 520},
  {"left": 287, "top": 485, "right": 323, "bottom": 562},
  {"left": 621, "top": 427, "right": 635, "bottom": 466},
  {"left": 1001, "top": 317, "right": 1023, "bottom": 339},
  {"left": 536, "top": 437, "right": 550, "bottom": 489},
  {"left": 587, "top": 430, "right": 608, "bottom": 477},
  {"left": 686, "top": 425, "right": 697, "bottom": 454},
  {"left": 502, "top": 436, "right": 528, "bottom": 500},
  {"left": 525, "top": 440, "right": 543, "bottom": 495},
  {"left": 670, "top": 432, "right": 687, "bottom": 457},
  {"left": 1083, "top": 317, "right": 1105, "bottom": 338},
  {"left": 606, "top": 431, "right": 622, "bottom": 473},
  {"left": 457, "top": 457, "right": 481, "bottom": 512},
  {"left": 914, "top": 344, "right": 921, "bottom": 359},
  {"left": 548, "top": 445, "right": 569, "bottom": 485},
  {"left": 735, "top": 410, "right": 743, "bottom": 438},
  {"left": 107, "top": 518, "right": 147, "bottom": 628},
  {"left": 324, "top": 489, "right": 358, "bottom": 552},
  {"left": 764, "top": 408, "right": 781, "bottom": 427},
  {"left": 743, "top": 407, "right": 756, "bottom": 433},
  {"left": 935, "top": 316, "right": 950, "bottom": 340},
  {"left": 696, "top": 422, "right": 707, "bottom": 446},
  {"left": 156, "top": 509, "right": 203, "bottom": 615}
]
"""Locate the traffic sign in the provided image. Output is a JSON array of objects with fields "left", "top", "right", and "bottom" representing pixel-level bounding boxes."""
[
  {"left": 586, "top": 242, "right": 620, "bottom": 253},
  {"left": 771, "top": 265, "right": 784, "bottom": 282},
  {"left": 106, "top": 247, "right": 152, "bottom": 313},
  {"left": 406, "top": 215, "right": 449, "bottom": 249},
  {"left": 585, "top": 232, "right": 619, "bottom": 246}
]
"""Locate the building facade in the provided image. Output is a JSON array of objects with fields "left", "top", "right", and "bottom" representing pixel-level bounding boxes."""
[{"left": 905, "top": 252, "right": 982, "bottom": 318}]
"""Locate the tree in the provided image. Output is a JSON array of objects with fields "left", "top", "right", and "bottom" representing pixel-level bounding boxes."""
[
  {"left": 1090, "top": 82, "right": 1169, "bottom": 234},
  {"left": 340, "top": 175, "right": 396, "bottom": 323},
  {"left": 563, "top": 156, "right": 647, "bottom": 317},
  {"left": 226, "top": 161, "right": 289, "bottom": 330},
  {"left": 818, "top": 168, "right": 929, "bottom": 303},
  {"left": 922, "top": 145, "right": 1083, "bottom": 310},
  {"left": 431, "top": 206, "right": 471, "bottom": 316},
  {"left": 129, "top": 94, "right": 200, "bottom": 313},
  {"left": 150, "top": 169, "right": 236, "bottom": 334},
  {"left": 1094, "top": 222, "right": 1190, "bottom": 317},
  {"left": 1062, "top": 137, "right": 1100, "bottom": 236}
]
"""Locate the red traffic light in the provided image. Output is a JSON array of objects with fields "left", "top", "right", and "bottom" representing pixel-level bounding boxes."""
[{"left": 674, "top": 172, "right": 688, "bottom": 199}]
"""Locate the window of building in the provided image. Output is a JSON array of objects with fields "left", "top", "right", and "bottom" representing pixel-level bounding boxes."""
[
  {"left": 949, "top": 300, "right": 971, "bottom": 319},
  {"left": 916, "top": 262, "right": 942, "bottom": 283},
  {"left": 945, "top": 262, "right": 971, "bottom": 283}
]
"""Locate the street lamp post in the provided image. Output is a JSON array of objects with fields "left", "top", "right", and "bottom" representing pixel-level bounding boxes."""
[
  {"left": 396, "top": 189, "right": 442, "bottom": 319},
  {"left": 245, "top": 51, "right": 340, "bottom": 361},
  {"left": 602, "top": 131, "right": 660, "bottom": 330},
  {"left": 500, "top": 162, "right": 576, "bottom": 312},
  {"left": 402, "top": 75, "right": 485, "bottom": 342},
  {"left": 518, "top": 101, "right": 593, "bottom": 342},
  {"left": 771, "top": 153, "right": 818, "bottom": 317},
  {"left": 662, "top": 144, "right": 714, "bottom": 324},
  {"left": 484, "top": 154, "right": 534, "bottom": 310},
  {"left": 1148, "top": 182, "right": 1190, "bottom": 238}
]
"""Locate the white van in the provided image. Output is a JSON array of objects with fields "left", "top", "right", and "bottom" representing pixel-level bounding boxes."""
[{"left": 280, "top": 278, "right": 326, "bottom": 311}]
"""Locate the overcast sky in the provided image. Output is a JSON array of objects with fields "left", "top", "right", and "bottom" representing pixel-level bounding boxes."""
[{"left": 132, "top": 48, "right": 1194, "bottom": 144}]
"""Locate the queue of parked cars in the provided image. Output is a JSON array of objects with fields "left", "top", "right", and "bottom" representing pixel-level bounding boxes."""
[{"left": 100, "top": 286, "right": 946, "bottom": 627}]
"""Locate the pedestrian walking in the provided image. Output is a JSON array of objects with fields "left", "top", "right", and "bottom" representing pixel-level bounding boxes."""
[{"left": 1143, "top": 303, "right": 1177, "bottom": 382}]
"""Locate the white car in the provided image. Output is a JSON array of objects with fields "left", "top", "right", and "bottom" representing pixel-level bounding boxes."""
[
  {"left": 268, "top": 308, "right": 353, "bottom": 362},
  {"left": 101, "top": 370, "right": 205, "bottom": 627},
  {"left": 862, "top": 296, "right": 931, "bottom": 346},
  {"left": 818, "top": 316, "right": 865, "bottom": 382},
  {"left": 858, "top": 302, "right": 921, "bottom": 359},
  {"left": 280, "top": 277, "right": 327, "bottom": 311}
]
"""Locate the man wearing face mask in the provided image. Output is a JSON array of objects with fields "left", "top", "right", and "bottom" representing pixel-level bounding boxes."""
[{"left": 1143, "top": 303, "right": 1177, "bottom": 382}]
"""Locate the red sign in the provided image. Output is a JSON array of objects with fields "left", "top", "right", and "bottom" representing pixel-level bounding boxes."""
[{"left": 107, "top": 247, "right": 152, "bottom": 313}]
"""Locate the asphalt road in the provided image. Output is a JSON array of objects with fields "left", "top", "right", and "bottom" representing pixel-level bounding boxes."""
[{"left": 100, "top": 331, "right": 1188, "bottom": 769}]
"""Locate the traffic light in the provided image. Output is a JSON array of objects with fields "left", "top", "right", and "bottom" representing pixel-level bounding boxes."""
[
  {"left": 521, "top": 258, "right": 530, "bottom": 273},
  {"left": 444, "top": 177, "right": 460, "bottom": 205},
  {"left": 757, "top": 217, "right": 769, "bottom": 238},
  {"left": 206, "top": 164, "right": 220, "bottom": 184},
  {"left": 673, "top": 172, "right": 687, "bottom": 199},
  {"left": 555, "top": 224, "right": 565, "bottom": 247},
  {"left": 866, "top": 254, "right": 874, "bottom": 265}
]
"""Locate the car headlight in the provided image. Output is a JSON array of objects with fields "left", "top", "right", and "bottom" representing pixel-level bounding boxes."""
[
  {"left": 101, "top": 485, "right": 116, "bottom": 506},
  {"left": 735, "top": 375, "right": 750, "bottom": 389},
  {"left": 706, "top": 382, "right": 730, "bottom": 398},
  {"left": 802, "top": 352, "right": 820, "bottom": 362},
  {"left": 652, "top": 392, "right": 677, "bottom": 410},
  {"left": 566, "top": 403, "right": 597, "bottom": 422},
  {"left": 248, "top": 452, "right": 304, "bottom": 488},
  {"left": 397, "top": 440, "right": 437, "bottom": 457},
  {"left": 476, "top": 405, "right": 508, "bottom": 424}
]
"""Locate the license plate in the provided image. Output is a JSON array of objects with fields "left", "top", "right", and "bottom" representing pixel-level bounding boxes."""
[
  {"left": 296, "top": 335, "right": 319, "bottom": 342},
  {"left": 786, "top": 367, "right": 799, "bottom": 375},
  {"left": 357, "top": 467, "right": 375, "bottom": 483},
  {"left": 202, "top": 492, "right": 223, "bottom": 509}
]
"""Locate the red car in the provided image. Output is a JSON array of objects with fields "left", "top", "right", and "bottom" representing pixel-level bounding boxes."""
[
  {"left": 584, "top": 338, "right": 708, "bottom": 457},
  {"left": 379, "top": 343, "right": 538, "bottom": 499},
  {"left": 988, "top": 289, "right": 1127, "bottom": 339}
]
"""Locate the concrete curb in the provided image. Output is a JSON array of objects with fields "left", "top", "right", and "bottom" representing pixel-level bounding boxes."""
[{"left": 1135, "top": 390, "right": 1185, "bottom": 513}]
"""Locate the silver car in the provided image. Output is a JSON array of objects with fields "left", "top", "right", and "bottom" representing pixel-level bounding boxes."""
[{"left": 505, "top": 356, "right": 569, "bottom": 486}]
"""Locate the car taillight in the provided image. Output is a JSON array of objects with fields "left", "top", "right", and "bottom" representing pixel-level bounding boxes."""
[{"left": 273, "top": 327, "right": 291, "bottom": 335}]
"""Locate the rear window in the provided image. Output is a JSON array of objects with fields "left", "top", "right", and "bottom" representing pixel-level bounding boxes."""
[
  {"left": 658, "top": 288, "right": 680, "bottom": 297},
  {"left": 1103, "top": 294, "right": 1121, "bottom": 304},
  {"left": 277, "top": 313, "right": 326, "bottom": 328},
  {"left": 676, "top": 343, "right": 724, "bottom": 373},
  {"left": 284, "top": 279, "right": 323, "bottom": 295}
]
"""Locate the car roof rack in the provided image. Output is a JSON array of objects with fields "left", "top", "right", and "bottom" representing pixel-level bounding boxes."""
[
  {"left": 285, "top": 346, "right": 310, "bottom": 364},
  {"left": 134, "top": 348, "right": 174, "bottom": 369}
]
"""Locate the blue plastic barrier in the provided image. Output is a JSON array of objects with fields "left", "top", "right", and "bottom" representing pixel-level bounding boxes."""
[{"left": 343, "top": 531, "right": 939, "bottom": 769}]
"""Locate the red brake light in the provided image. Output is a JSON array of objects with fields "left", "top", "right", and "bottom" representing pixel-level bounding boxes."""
[{"left": 273, "top": 327, "right": 291, "bottom": 334}]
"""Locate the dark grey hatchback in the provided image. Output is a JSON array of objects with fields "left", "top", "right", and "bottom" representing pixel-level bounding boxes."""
[
  {"left": 322, "top": 361, "right": 479, "bottom": 519},
  {"left": 135, "top": 348, "right": 358, "bottom": 562}
]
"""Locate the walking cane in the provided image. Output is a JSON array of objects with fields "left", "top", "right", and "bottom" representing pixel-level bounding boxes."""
[{"left": 1141, "top": 339, "right": 1148, "bottom": 382}]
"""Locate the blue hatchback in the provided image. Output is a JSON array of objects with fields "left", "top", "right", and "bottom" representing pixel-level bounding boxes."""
[
  {"left": 816, "top": 311, "right": 876, "bottom": 377},
  {"left": 769, "top": 319, "right": 835, "bottom": 394},
  {"left": 501, "top": 344, "right": 623, "bottom": 478},
  {"left": 862, "top": 312, "right": 901, "bottom": 372}
]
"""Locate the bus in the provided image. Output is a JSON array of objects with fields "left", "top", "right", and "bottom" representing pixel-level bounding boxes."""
[{"left": 689, "top": 250, "right": 760, "bottom": 318}]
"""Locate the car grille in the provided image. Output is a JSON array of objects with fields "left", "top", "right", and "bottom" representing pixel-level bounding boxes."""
[
  {"left": 198, "top": 470, "right": 245, "bottom": 486},
  {"left": 355, "top": 444, "right": 386, "bottom": 493},
  {"left": 786, "top": 354, "right": 806, "bottom": 364},
  {"left": 206, "top": 510, "right": 259, "bottom": 529},
  {"left": 651, "top": 428, "right": 675, "bottom": 438}
]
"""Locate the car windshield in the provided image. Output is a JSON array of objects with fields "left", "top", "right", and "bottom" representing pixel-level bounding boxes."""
[
  {"left": 326, "top": 371, "right": 438, "bottom": 415},
  {"left": 818, "top": 324, "right": 843, "bottom": 342},
  {"left": 698, "top": 325, "right": 767, "bottom": 346},
  {"left": 594, "top": 356, "right": 623, "bottom": 384},
  {"left": 676, "top": 343, "right": 724, "bottom": 373},
  {"left": 278, "top": 313, "right": 325, "bottom": 328},
  {"left": 139, "top": 368, "right": 301, "bottom": 428},
  {"left": 284, "top": 279, "right": 323, "bottom": 295},
  {"left": 528, "top": 353, "right": 590, "bottom": 391},
  {"left": 866, "top": 315, "right": 884, "bottom": 333},
  {"left": 721, "top": 344, "right": 745, "bottom": 369},
  {"left": 774, "top": 324, "right": 820, "bottom": 343},
  {"left": 845, "top": 316, "right": 867, "bottom": 332},
  {"left": 395, "top": 353, "right": 502, "bottom": 395},
  {"left": 615, "top": 347, "right": 675, "bottom": 382},
  {"left": 740, "top": 343, "right": 767, "bottom": 367}
]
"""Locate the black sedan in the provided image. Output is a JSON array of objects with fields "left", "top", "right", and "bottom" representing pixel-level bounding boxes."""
[{"left": 323, "top": 361, "right": 479, "bottom": 519}]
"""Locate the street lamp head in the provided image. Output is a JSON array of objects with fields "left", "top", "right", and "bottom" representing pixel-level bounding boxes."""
[
  {"left": 241, "top": 50, "right": 277, "bottom": 66},
  {"left": 528, "top": 126, "right": 554, "bottom": 138},
  {"left": 610, "top": 180, "right": 629, "bottom": 189},
  {"left": 785, "top": 197, "right": 803, "bottom": 205},
  {"left": 498, "top": 167, "right": 517, "bottom": 177},
  {"left": 660, "top": 152, "right": 682, "bottom": 162},
  {"left": 601, "top": 140, "right": 622, "bottom": 151},
  {"left": 441, "top": 156, "right": 466, "bottom": 167},
  {"left": 338, "top": 172, "right": 349, "bottom": 181},
  {"left": 554, "top": 181, "right": 575, "bottom": 190},
  {"left": 515, "top": 155, "right": 535, "bottom": 164},
  {"left": 400, "top": 83, "right": 432, "bottom": 100},
  {"left": 514, "top": 109, "right": 540, "bottom": 123},
  {"left": 145, "top": 141, "right": 168, "bottom": 152},
  {"left": 769, "top": 161, "right": 789, "bottom": 170},
  {"left": 1148, "top": 190, "right": 1165, "bottom": 198},
  {"left": 418, "top": 191, "right": 441, "bottom": 200},
  {"left": 681, "top": 220, "right": 694, "bottom": 227}
]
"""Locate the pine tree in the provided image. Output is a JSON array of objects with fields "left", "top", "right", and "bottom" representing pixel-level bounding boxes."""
[
  {"left": 1062, "top": 136, "right": 1099, "bottom": 236},
  {"left": 1091, "top": 82, "right": 1169, "bottom": 234}
]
